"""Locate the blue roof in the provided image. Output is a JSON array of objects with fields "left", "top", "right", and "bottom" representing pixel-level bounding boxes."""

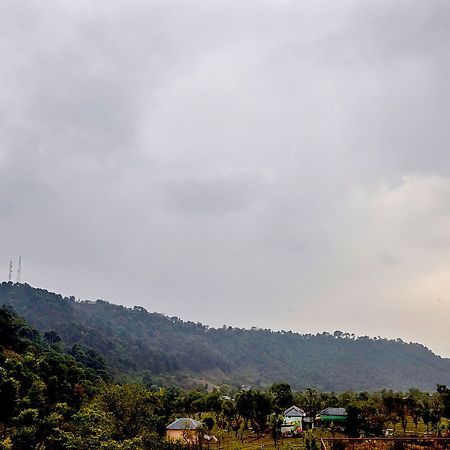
[
  {"left": 166, "top": 418, "right": 202, "bottom": 430},
  {"left": 320, "top": 407, "right": 347, "bottom": 416}
]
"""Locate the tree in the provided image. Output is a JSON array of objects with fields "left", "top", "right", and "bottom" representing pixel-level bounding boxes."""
[
  {"left": 93, "top": 384, "right": 164, "bottom": 440},
  {"left": 69, "top": 345, "right": 110, "bottom": 381},
  {"left": 270, "top": 383, "right": 294, "bottom": 412},
  {"left": 429, "top": 394, "right": 444, "bottom": 435},
  {"left": 398, "top": 398, "right": 409, "bottom": 436},
  {"left": 57, "top": 405, "right": 118, "bottom": 449},
  {"left": 236, "top": 390, "right": 255, "bottom": 428},
  {"left": 305, "top": 430, "right": 319, "bottom": 450},
  {"left": 161, "top": 386, "right": 183, "bottom": 418},
  {"left": 422, "top": 408, "right": 432, "bottom": 434},
  {"left": 270, "top": 413, "right": 283, "bottom": 448},
  {"left": 205, "top": 391, "right": 222, "bottom": 419},
  {"left": 203, "top": 417, "right": 214, "bottom": 433},
  {"left": 44, "top": 331, "right": 62, "bottom": 346},
  {"left": 345, "top": 404, "right": 362, "bottom": 438},
  {"left": 183, "top": 391, "right": 206, "bottom": 416},
  {"left": 300, "top": 388, "right": 324, "bottom": 425},
  {"left": 437, "top": 385, "right": 450, "bottom": 419},
  {"left": 0, "top": 375, "right": 19, "bottom": 425},
  {"left": 382, "top": 391, "right": 401, "bottom": 434},
  {"left": 252, "top": 391, "right": 272, "bottom": 436},
  {"left": 407, "top": 388, "right": 424, "bottom": 429}
]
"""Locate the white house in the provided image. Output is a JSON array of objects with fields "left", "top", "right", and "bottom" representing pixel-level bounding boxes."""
[{"left": 281, "top": 406, "right": 306, "bottom": 436}]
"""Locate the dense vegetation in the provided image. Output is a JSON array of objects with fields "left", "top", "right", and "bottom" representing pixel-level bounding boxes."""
[
  {"left": 0, "top": 305, "right": 194, "bottom": 449},
  {"left": 2, "top": 301, "right": 450, "bottom": 449},
  {"left": 1, "top": 282, "right": 450, "bottom": 391}
]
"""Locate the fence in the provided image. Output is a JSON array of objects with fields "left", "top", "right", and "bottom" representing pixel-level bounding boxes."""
[{"left": 320, "top": 438, "right": 450, "bottom": 450}]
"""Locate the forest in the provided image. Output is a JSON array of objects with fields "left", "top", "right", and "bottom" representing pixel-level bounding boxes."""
[
  {"left": 1, "top": 302, "right": 450, "bottom": 449},
  {"left": 1, "top": 282, "right": 449, "bottom": 392}
]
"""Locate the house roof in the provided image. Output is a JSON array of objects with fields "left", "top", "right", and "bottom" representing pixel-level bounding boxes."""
[
  {"left": 284, "top": 406, "right": 306, "bottom": 417},
  {"left": 166, "top": 418, "right": 202, "bottom": 430},
  {"left": 320, "top": 407, "right": 347, "bottom": 417}
]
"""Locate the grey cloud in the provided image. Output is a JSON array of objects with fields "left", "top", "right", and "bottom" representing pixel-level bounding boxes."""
[
  {"left": 163, "top": 173, "right": 267, "bottom": 217},
  {"left": 1, "top": 0, "right": 450, "bottom": 356}
]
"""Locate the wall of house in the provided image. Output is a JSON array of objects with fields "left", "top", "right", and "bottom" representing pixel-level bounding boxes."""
[
  {"left": 166, "top": 429, "right": 197, "bottom": 443},
  {"left": 283, "top": 416, "right": 303, "bottom": 428}
]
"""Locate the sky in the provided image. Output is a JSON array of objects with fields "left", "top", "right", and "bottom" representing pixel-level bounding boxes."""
[{"left": 1, "top": 0, "right": 450, "bottom": 356}]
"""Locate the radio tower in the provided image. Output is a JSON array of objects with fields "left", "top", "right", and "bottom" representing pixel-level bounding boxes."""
[
  {"left": 17, "top": 256, "right": 21, "bottom": 283},
  {"left": 8, "top": 260, "right": 13, "bottom": 282}
]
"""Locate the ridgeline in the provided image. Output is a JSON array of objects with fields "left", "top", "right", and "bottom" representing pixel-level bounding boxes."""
[{"left": 1, "top": 282, "right": 449, "bottom": 391}]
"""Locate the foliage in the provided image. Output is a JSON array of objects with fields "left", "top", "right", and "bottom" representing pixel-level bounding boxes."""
[
  {"left": 0, "top": 305, "right": 183, "bottom": 449},
  {"left": 3, "top": 284, "right": 450, "bottom": 449},
  {"left": 271, "top": 383, "right": 294, "bottom": 412},
  {"left": 2, "top": 283, "right": 450, "bottom": 391}
]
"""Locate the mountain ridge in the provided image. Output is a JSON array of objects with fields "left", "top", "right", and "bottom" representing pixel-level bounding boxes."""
[{"left": 1, "top": 282, "right": 449, "bottom": 391}]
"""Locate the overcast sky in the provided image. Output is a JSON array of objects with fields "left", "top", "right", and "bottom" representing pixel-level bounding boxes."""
[{"left": 2, "top": 0, "right": 450, "bottom": 356}]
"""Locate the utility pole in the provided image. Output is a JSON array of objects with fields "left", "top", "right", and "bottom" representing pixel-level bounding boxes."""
[{"left": 8, "top": 260, "right": 13, "bottom": 282}]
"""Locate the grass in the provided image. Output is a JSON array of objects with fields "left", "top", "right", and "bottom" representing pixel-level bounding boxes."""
[
  {"left": 205, "top": 427, "right": 315, "bottom": 449},
  {"left": 189, "top": 411, "right": 444, "bottom": 450},
  {"left": 204, "top": 418, "right": 439, "bottom": 450}
]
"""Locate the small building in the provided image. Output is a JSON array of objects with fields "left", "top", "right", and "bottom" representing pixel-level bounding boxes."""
[
  {"left": 303, "top": 416, "right": 315, "bottom": 429},
  {"left": 319, "top": 407, "right": 347, "bottom": 424},
  {"left": 166, "top": 418, "right": 203, "bottom": 444},
  {"left": 282, "top": 406, "right": 306, "bottom": 436}
]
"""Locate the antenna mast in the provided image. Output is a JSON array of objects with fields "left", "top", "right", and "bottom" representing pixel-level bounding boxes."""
[
  {"left": 17, "top": 256, "right": 21, "bottom": 283},
  {"left": 8, "top": 260, "right": 13, "bottom": 282}
]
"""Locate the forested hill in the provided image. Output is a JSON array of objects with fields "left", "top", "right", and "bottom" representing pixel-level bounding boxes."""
[{"left": 1, "top": 282, "right": 449, "bottom": 392}]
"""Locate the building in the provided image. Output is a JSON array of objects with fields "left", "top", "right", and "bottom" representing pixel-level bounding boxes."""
[
  {"left": 319, "top": 407, "right": 347, "bottom": 424},
  {"left": 282, "top": 405, "right": 306, "bottom": 436},
  {"left": 166, "top": 418, "right": 203, "bottom": 443}
]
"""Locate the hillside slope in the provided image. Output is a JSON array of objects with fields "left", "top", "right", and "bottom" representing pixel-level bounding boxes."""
[{"left": 1, "top": 282, "right": 449, "bottom": 391}]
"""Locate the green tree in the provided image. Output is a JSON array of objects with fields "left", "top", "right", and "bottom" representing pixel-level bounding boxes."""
[
  {"left": 43, "top": 331, "right": 62, "bottom": 346},
  {"left": 437, "top": 385, "right": 450, "bottom": 419},
  {"left": 236, "top": 390, "right": 255, "bottom": 428},
  {"left": 269, "top": 413, "right": 283, "bottom": 448},
  {"left": 252, "top": 391, "right": 272, "bottom": 436},
  {"left": 0, "top": 375, "right": 19, "bottom": 425},
  {"left": 203, "top": 416, "right": 214, "bottom": 433},
  {"left": 205, "top": 390, "right": 222, "bottom": 419},
  {"left": 299, "top": 388, "right": 324, "bottom": 425},
  {"left": 270, "top": 383, "right": 294, "bottom": 412},
  {"left": 93, "top": 384, "right": 164, "bottom": 440}
]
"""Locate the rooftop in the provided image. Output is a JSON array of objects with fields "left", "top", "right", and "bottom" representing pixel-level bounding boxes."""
[
  {"left": 320, "top": 407, "right": 347, "bottom": 417},
  {"left": 284, "top": 406, "right": 306, "bottom": 417},
  {"left": 166, "top": 418, "right": 202, "bottom": 430}
]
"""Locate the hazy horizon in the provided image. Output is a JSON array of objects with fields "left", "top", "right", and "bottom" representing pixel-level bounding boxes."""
[{"left": 2, "top": 1, "right": 450, "bottom": 357}]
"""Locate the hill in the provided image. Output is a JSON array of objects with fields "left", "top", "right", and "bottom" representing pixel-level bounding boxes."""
[{"left": 1, "top": 282, "right": 449, "bottom": 391}]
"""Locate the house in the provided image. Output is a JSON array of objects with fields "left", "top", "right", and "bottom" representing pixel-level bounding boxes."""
[
  {"left": 166, "top": 418, "right": 203, "bottom": 443},
  {"left": 281, "top": 406, "right": 306, "bottom": 436},
  {"left": 318, "top": 407, "right": 347, "bottom": 424}
]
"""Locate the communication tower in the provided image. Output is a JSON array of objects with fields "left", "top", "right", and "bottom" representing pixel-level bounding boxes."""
[
  {"left": 17, "top": 256, "right": 22, "bottom": 283},
  {"left": 8, "top": 260, "right": 13, "bottom": 281}
]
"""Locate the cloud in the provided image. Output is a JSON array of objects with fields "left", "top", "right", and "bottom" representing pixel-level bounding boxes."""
[
  {"left": 163, "top": 173, "right": 268, "bottom": 217},
  {"left": 1, "top": 0, "right": 450, "bottom": 356},
  {"left": 278, "top": 175, "right": 450, "bottom": 356}
]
